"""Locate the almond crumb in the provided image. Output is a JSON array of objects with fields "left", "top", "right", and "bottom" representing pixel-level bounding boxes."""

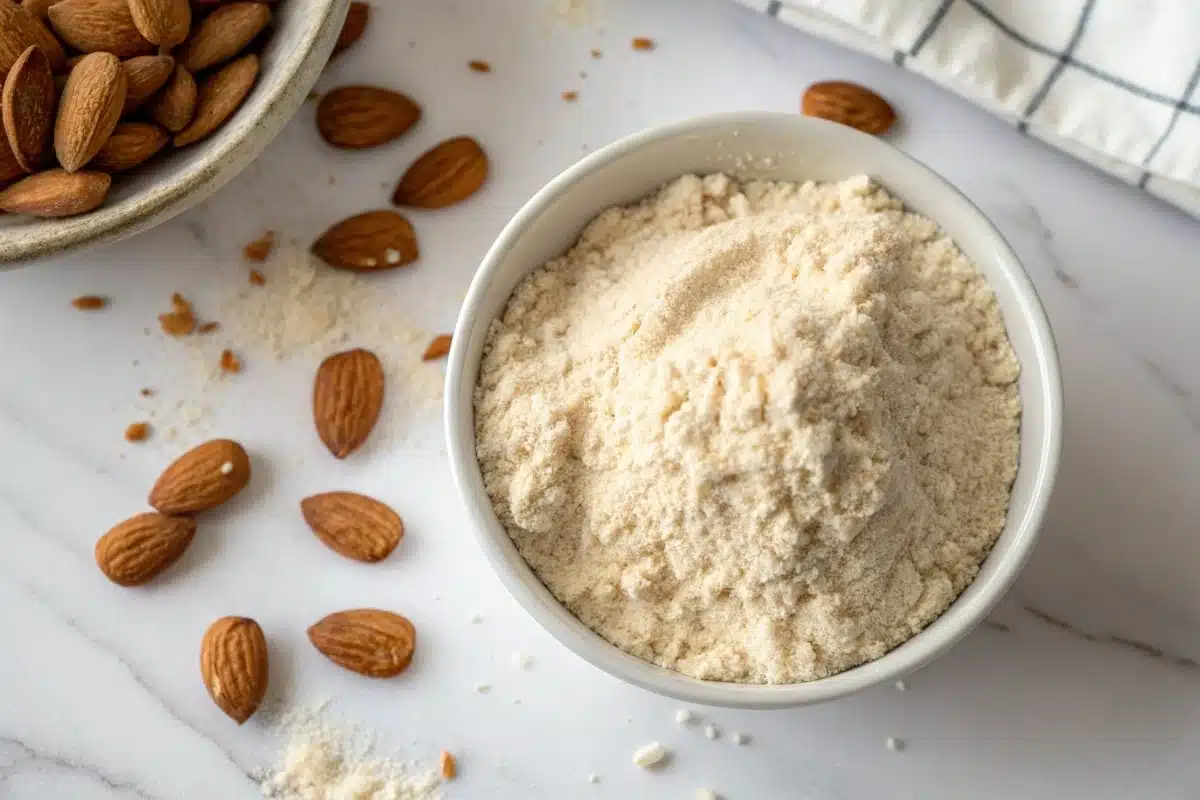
[
  {"left": 243, "top": 231, "right": 275, "bottom": 262},
  {"left": 124, "top": 422, "right": 151, "bottom": 442},
  {"left": 159, "top": 293, "right": 197, "bottom": 337},
  {"left": 72, "top": 295, "right": 109, "bottom": 310},
  {"left": 561, "top": 90, "right": 579, "bottom": 102},
  {"left": 219, "top": 349, "right": 242, "bottom": 374},
  {"left": 468, "top": 60, "right": 491, "bottom": 73},
  {"left": 439, "top": 750, "right": 457, "bottom": 780},
  {"left": 139, "top": 387, "right": 154, "bottom": 397},
  {"left": 249, "top": 269, "right": 266, "bottom": 286},
  {"left": 631, "top": 37, "right": 655, "bottom": 51},
  {"left": 198, "top": 321, "right": 220, "bottom": 334},
  {"left": 590, "top": 48, "right": 603, "bottom": 59},
  {"left": 422, "top": 334, "right": 452, "bottom": 361}
]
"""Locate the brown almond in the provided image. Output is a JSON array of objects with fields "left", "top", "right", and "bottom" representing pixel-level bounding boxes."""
[
  {"left": 331, "top": 1, "right": 368, "bottom": 58},
  {"left": 48, "top": 0, "right": 155, "bottom": 58},
  {"left": 91, "top": 120, "right": 167, "bottom": 171},
  {"left": 0, "top": 137, "right": 25, "bottom": 184},
  {"left": 148, "top": 63, "right": 195, "bottom": 133},
  {"left": 95, "top": 511, "right": 196, "bottom": 586},
  {"left": 55, "top": 51, "right": 126, "bottom": 171},
  {"left": 316, "top": 85, "right": 420, "bottom": 150},
  {"left": 421, "top": 334, "right": 451, "bottom": 362},
  {"left": 174, "top": 53, "right": 258, "bottom": 147},
  {"left": 392, "top": 136, "right": 487, "bottom": 209},
  {"left": 177, "top": 2, "right": 269, "bottom": 73},
  {"left": 0, "top": 0, "right": 66, "bottom": 75},
  {"left": 21, "top": 0, "right": 58, "bottom": 20},
  {"left": 802, "top": 80, "right": 896, "bottom": 135},
  {"left": 313, "top": 348, "right": 383, "bottom": 459},
  {"left": 307, "top": 609, "right": 415, "bottom": 678},
  {"left": 148, "top": 438, "right": 251, "bottom": 514},
  {"left": 440, "top": 751, "right": 456, "bottom": 780},
  {"left": 311, "top": 210, "right": 417, "bottom": 272},
  {"left": 200, "top": 616, "right": 268, "bottom": 724},
  {"left": 0, "top": 168, "right": 109, "bottom": 216},
  {"left": 300, "top": 491, "right": 404, "bottom": 563},
  {"left": 121, "top": 54, "right": 174, "bottom": 114},
  {"left": 127, "top": 0, "right": 189, "bottom": 48},
  {"left": 2, "top": 45, "right": 56, "bottom": 172}
]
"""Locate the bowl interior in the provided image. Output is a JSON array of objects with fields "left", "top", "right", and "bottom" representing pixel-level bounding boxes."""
[{"left": 446, "top": 113, "right": 1062, "bottom": 708}]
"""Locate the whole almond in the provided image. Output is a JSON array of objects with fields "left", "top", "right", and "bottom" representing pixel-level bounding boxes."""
[
  {"left": 0, "top": 138, "right": 25, "bottom": 184},
  {"left": 48, "top": 0, "right": 155, "bottom": 58},
  {"left": 392, "top": 136, "right": 487, "bottom": 209},
  {"left": 21, "top": 0, "right": 58, "bottom": 20},
  {"left": 311, "top": 209, "right": 418, "bottom": 271},
  {"left": 2, "top": 45, "right": 56, "bottom": 172},
  {"left": 802, "top": 81, "right": 896, "bottom": 135},
  {"left": 127, "top": 0, "right": 189, "bottom": 48},
  {"left": 148, "top": 63, "right": 195, "bottom": 133},
  {"left": 307, "top": 609, "right": 415, "bottom": 678},
  {"left": 121, "top": 54, "right": 174, "bottom": 114},
  {"left": 148, "top": 438, "right": 251, "bottom": 514},
  {"left": 313, "top": 348, "right": 384, "bottom": 459},
  {"left": 316, "top": 86, "right": 420, "bottom": 150},
  {"left": 200, "top": 616, "right": 268, "bottom": 724},
  {"left": 0, "top": 0, "right": 66, "bottom": 75},
  {"left": 300, "top": 491, "right": 404, "bottom": 563},
  {"left": 330, "top": 1, "right": 368, "bottom": 58},
  {"left": 95, "top": 511, "right": 196, "bottom": 586},
  {"left": 55, "top": 51, "right": 126, "bottom": 171},
  {"left": 178, "top": 2, "right": 269, "bottom": 73},
  {"left": 0, "top": 168, "right": 109, "bottom": 215},
  {"left": 174, "top": 53, "right": 258, "bottom": 147},
  {"left": 91, "top": 120, "right": 167, "bottom": 171}
]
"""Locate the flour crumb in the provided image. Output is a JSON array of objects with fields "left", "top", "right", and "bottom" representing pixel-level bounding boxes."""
[
  {"left": 703, "top": 725, "right": 719, "bottom": 741},
  {"left": 675, "top": 709, "right": 694, "bottom": 725},
  {"left": 631, "top": 742, "right": 667, "bottom": 768},
  {"left": 731, "top": 732, "right": 749, "bottom": 746},
  {"left": 473, "top": 682, "right": 491, "bottom": 693},
  {"left": 695, "top": 790, "right": 719, "bottom": 800},
  {"left": 894, "top": 679, "right": 908, "bottom": 691},
  {"left": 886, "top": 736, "right": 905, "bottom": 752},
  {"left": 511, "top": 651, "right": 533, "bottom": 669},
  {"left": 586, "top": 773, "right": 600, "bottom": 784}
]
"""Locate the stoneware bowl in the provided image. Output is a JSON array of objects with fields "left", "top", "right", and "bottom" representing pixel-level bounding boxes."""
[
  {"left": 444, "top": 112, "right": 1063, "bottom": 709},
  {"left": 0, "top": 0, "right": 349, "bottom": 267}
]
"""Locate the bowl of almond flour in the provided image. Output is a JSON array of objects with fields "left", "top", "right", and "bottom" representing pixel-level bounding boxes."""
[{"left": 445, "top": 113, "right": 1062, "bottom": 707}]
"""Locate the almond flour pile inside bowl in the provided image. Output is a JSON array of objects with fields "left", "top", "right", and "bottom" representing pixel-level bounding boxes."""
[{"left": 473, "top": 173, "right": 1022, "bottom": 684}]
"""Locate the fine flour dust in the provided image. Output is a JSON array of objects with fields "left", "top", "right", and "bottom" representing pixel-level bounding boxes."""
[{"left": 475, "top": 174, "right": 1021, "bottom": 683}]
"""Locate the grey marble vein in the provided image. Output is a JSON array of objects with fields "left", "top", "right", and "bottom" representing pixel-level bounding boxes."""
[
  {"left": 1021, "top": 604, "right": 1199, "bottom": 673},
  {"left": 0, "top": 737, "right": 160, "bottom": 800},
  {"left": 994, "top": 185, "right": 1088, "bottom": 295}
]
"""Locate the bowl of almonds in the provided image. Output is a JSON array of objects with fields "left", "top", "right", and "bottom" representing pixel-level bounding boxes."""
[{"left": 0, "top": 0, "right": 348, "bottom": 266}]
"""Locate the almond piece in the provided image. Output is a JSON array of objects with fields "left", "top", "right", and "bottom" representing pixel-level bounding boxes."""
[
  {"left": 440, "top": 751, "right": 456, "bottom": 780},
  {"left": 311, "top": 210, "right": 417, "bottom": 272},
  {"left": 127, "top": 0, "right": 189, "bottom": 48},
  {"left": 174, "top": 53, "right": 258, "bottom": 147},
  {"left": 95, "top": 512, "right": 195, "bottom": 586},
  {"left": 71, "top": 293, "right": 108, "bottom": 309},
  {"left": 148, "top": 438, "right": 251, "bottom": 515},
  {"left": 124, "top": 420, "right": 150, "bottom": 441},
  {"left": 300, "top": 491, "right": 404, "bottom": 563},
  {"left": 243, "top": 230, "right": 273, "bottom": 261},
  {"left": 200, "top": 616, "right": 268, "bottom": 724},
  {"left": 148, "top": 63, "right": 195, "bottom": 133},
  {"left": 331, "top": 1, "right": 368, "bottom": 58},
  {"left": 0, "top": 168, "right": 109, "bottom": 216},
  {"left": 307, "top": 609, "right": 415, "bottom": 678},
  {"left": 47, "top": 0, "right": 155, "bottom": 58},
  {"left": 392, "top": 136, "right": 487, "bottom": 209},
  {"left": 2, "top": 45, "right": 56, "bottom": 172},
  {"left": 55, "top": 51, "right": 126, "bottom": 172},
  {"left": 802, "top": 81, "right": 896, "bottom": 135},
  {"left": 0, "top": 0, "right": 66, "bottom": 76},
  {"left": 421, "top": 334, "right": 451, "bottom": 361},
  {"left": 313, "top": 348, "right": 383, "bottom": 459},
  {"left": 316, "top": 85, "right": 420, "bottom": 150},
  {"left": 91, "top": 120, "right": 167, "bottom": 171},
  {"left": 177, "top": 2, "right": 269, "bottom": 73},
  {"left": 121, "top": 54, "right": 174, "bottom": 115}
]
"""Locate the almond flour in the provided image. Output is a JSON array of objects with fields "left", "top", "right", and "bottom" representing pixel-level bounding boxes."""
[{"left": 475, "top": 174, "right": 1021, "bottom": 683}]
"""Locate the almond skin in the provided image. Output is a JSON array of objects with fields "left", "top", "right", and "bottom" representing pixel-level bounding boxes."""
[
  {"left": 313, "top": 348, "right": 384, "bottom": 459},
  {"left": 200, "top": 616, "right": 268, "bottom": 724},
  {"left": 0, "top": 0, "right": 66, "bottom": 75},
  {"left": 148, "top": 438, "right": 251, "bottom": 515},
  {"left": 301, "top": 491, "right": 404, "bottom": 563},
  {"left": 0, "top": 168, "right": 109, "bottom": 216},
  {"left": 174, "top": 53, "right": 258, "bottom": 147},
  {"left": 91, "top": 120, "right": 167, "bottom": 171},
  {"left": 2, "top": 45, "right": 56, "bottom": 172},
  {"left": 55, "top": 51, "right": 126, "bottom": 171},
  {"left": 21, "top": 0, "right": 58, "bottom": 21},
  {"left": 308, "top": 609, "right": 415, "bottom": 678},
  {"left": 316, "top": 86, "right": 419, "bottom": 150},
  {"left": 95, "top": 512, "right": 196, "bottom": 586},
  {"left": 802, "top": 81, "right": 896, "bottom": 135},
  {"left": 148, "top": 63, "right": 195, "bottom": 133},
  {"left": 121, "top": 54, "right": 174, "bottom": 114},
  {"left": 127, "top": 0, "right": 189, "bottom": 48},
  {"left": 0, "top": 137, "right": 26, "bottom": 184},
  {"left": 331, "top": 1, "right": 368, "bottom": 58},
  {"left": 392, "top": 136, "right": 488, "bottom": 209},
  {"left": 48, "top": 0, "right": 156, "bottom": 58},
  {"left": 421, "top": 334, "right": 451, "bottom": 361},
  {"left": 177, "top": 2, "right": 270, "bottom": 73},
  {"left": 311, "top": 209, "right": 418, "bottom": 272}
]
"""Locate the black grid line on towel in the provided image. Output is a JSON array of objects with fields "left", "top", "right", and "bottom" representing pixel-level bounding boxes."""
[
  {"left": 1138, "top": 58, "right": 1200, "bottom": 188},
  {"left": 766, "top": 0, "right": 782, "bottom": 17},
  {"left": 893, "top": 0, "right": 954, "bottom": 67},
  {"left": 1015, "top": 0, "right": 1096, "bottom": 133}
]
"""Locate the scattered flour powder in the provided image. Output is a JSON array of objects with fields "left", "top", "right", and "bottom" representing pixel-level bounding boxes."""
[{"left": 474, "top": 174, "right": 1021, "bottom": 683}]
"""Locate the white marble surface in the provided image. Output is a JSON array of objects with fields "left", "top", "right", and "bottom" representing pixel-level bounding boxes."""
[{"left": 2, "top": 1, "right": 1199, "bottom": 798}]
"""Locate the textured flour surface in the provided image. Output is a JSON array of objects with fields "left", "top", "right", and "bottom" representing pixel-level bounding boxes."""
[{"left": 475, "top": 174, "right": 1021, "bottom": 683}]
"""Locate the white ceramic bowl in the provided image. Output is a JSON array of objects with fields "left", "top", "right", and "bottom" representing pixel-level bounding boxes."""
[
  {"left": 445, "top": 112, "right": 1063, "bottom": 708},
  {"left": 0, "top": 0, "right": 348, "bottom": 267}
]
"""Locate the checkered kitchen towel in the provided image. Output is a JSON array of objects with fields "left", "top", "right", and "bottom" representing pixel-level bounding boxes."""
[{"left": 738, "top": 0, "right": 1200, "bottom": 217}]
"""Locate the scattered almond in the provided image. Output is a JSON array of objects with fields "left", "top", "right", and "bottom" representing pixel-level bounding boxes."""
[
  {"left": 243, "top": 230, "right": 273, "bottom": 261},
  {"left": 0, "top": 0, "right": 67, "bottom": 74},
  {"left": 0, "top": 168, "right": 109, "bottom": 216},
  {"left": 121, "top": 54, "right": 174, "bottom": 114},
  {"left": 311, "top": 209, "right": 418, "bottom": 272},
  {"left": 200, "top": 616, "right": 268, "bottom": 724},
  {"left": 174, "top": 53, "right": 258, "bottom": 147},
  {"left": 90, "top": 120, "right": 168, "bottom": 171},
  {"left": 300, "top": 491, "right": 404, "bottom": 563},
  {"left": 148, "top": 438, "right": 251, "bottom": 514},
  {"left": 392, "top": 136, "right": 487, "bottom": 209},
  {"left": 440, "top": 751, "right": 456, "bottom": 780},
  {"left": 158, "top": 291, "right": 196, "bottom": 336},
  {"left": 140, "top": 387, "right": 154, "bottom": 397},
  {"left": 248, "top": 269, "right": 266, "bottom": 286},
  {"left": 127, "top": 0, "right": 189, "bottom": 48},
  {"left": 316, "top": 85, "right": 421, "bottom": 150},
  {"left": 590, "top": 48, "right": 602, "bottom": 59},
  {"left": 148, "top": 63, "right": 195, "bottom": 133},
  {"left": 802, "top": 80, "right": 896, "bottom": 135},
  {"left": 421, "top": 334, "right": 451, "bottom": 361},
  {"left": 330, "top": 1, "right": 368, "bottom": 58},
  {"left": 177, "top": 2, "right": 269, "bottom": 73},
  {"left": 219, "top": 348, "right": 241, "bottom": 373},
  {"left": 312, "top": 348, "right": 384, "bottom": 459},
  {"left": 468, "top": 60, "right": 490, "bottom": 73},
  {"left": 631, "top": 36, "right": 655, "bottom": 51},
  {"left": 561, "top": 90, "right": 578, "bottom": 102},
  {"left": 3, "top": 45, "right": 57, "bottom": 173},
  {"left": 197, "top": 320, "right": 219, "bottom": 333},
  {"left": 124, "top": 420, "right": 150, "bottom": 441},
  {"left": 307, "top": 609, "right": 416, "bottom": 678},
  {"left": 95, "top": 511, "right": 195, "bottom": 586},
  {"left": 54, "top": 51, "right": 126, "bottom": 172},
  {"left": 71, "top": 293, "right": 108, "bottom": 309},
  {"left": 47, "top": 0, "right": 155, "bottom": 59}
]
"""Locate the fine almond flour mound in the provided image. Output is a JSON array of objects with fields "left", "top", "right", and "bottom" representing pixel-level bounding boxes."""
[{"left": 474, "top": 174, "right": 1021, "bottom": 683}]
